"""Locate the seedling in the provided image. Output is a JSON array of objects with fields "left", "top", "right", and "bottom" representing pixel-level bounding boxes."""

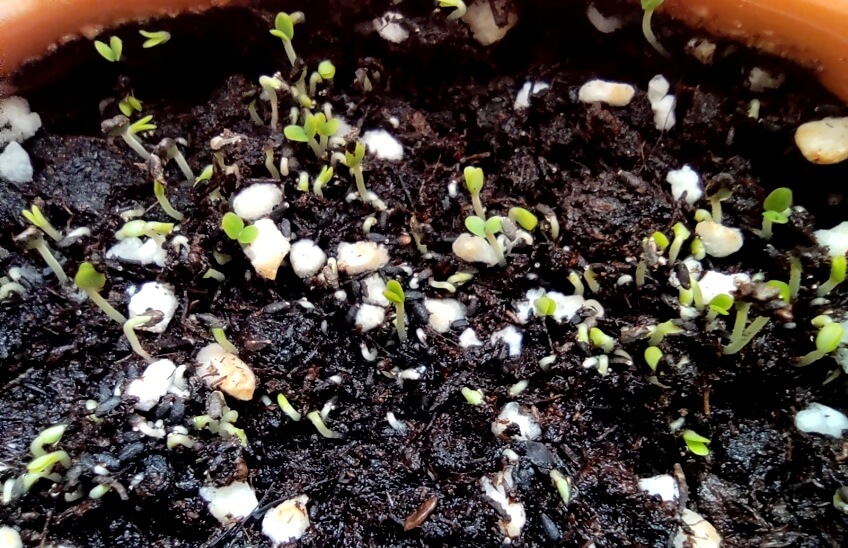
[
  {"left": 437, "top": 0, "right": 467, "bottom": 20},
  {"left": 765, "top": 281, "right": 791, "bottom": 303},
  {"left": 194, "top": 164, "right": 214, "bottom": 187},
  {"left": 690, "top": 237, "right": 706, "bottom": 260},
  {"left": 116, "top": 220, "right": 173, "bottom": 240},
  {"left": 589, "top": 327, "right": 615, "bottom": 353},
  {"left": 16, "top": 228, "right": 67, "bottom": 283},
  {"left": 94, "top": 36, "right": 123, "bottom": 62},
  {"left": 156, "top": 138, "right": 194, "bottom": 181},
  {"left": 648, "top": 320, "right": 683, "bottom": 346},
  {"left": 816, "top": 255, "right": 846, "bottom": 297},
  {"left": 534, "top": 295, "right": 556, "bottom": 317},
  {"left": 277, "top": 394, "right": 302, "bottom": 421},
  {"left": 706, "top": 294, "right": 734, "bottom": 322},
  {"left": 583, "top": 269, "right": 600, "bottom": 293},
  {"left": 265, "top": 147, "right": 281, "bottom": 180},
  {"left": 309, "top": 60, "right": 336, "bottom": 96},
  {"left": 506, "top": 207, "right": 538, "bottom": 232},
  {"left": 465, "top": 215, "right": 506, "bottom": 267},
  {"left": 74, "top": 262, "right": 127, "bottom": 324},
  {"left": 708, "top": 187, "right": 732, "bottom": 225},
  {"left": 644, "top": 346, "right": 662, "bottom": 372},
  {"left": 568, "top": 272, "right": 585, "bottom": 295},
  {"left": 285, "top": 112, "right": 323, "bottom": 157},
  {"left": 269, "top": 11, "right": 304, "bottom": 66},
  {"left": 211, "top": 327, "right": 238, "bottom": 355},
  {"left": 722, "top": 302, "right": 769, "bottom": 354},
  {"left": 797, "top": 322, "right": 844, "bottom": 366},
  {"left": 30, "top": 425, "right": 66, "bottom": 458},
  {"left": 153, "top": 179, "right": 184, "bottom": 221},
  {"left": 668, "top": 222, "right": 690, "bottom": 264},
  {"left": 123, "top": 313, "right": 162, "bottom": 363},
  {"left": 760, "top": 187, "right": 792, "bottom": 239},
  {"left": 383, "top": 279, "right": 407, "bottom": 342},
  {"left": 22, "top": 204, "right": 62, "bottom": 242},
  {"left": 221, "top": 213, "right": 259, "bottom": 245},
  {"left": 651, "top": 231, "right": 670, "bottom": 252},
  {"left": 139, "top": 29, "right": 171, "bottom": 48},
  {"left": 101, "top": 114, "right": 157, "bottom": 160},
  {"left": 682, "top": 429, "right": 710, "bottom": 457},
  {"left": 461, "top": 387, "right": 484, "bottom": 405},
  {"left": 259, "top": 75, "right": 285, "bottom": 130},
  {"left": 306, "top": 410, "right": 344, "bottom": 439},
  {"left": 789, "top": 257, "right": 803, "bottom": 299},
  {"left": 118, "top": 94, "right": 142, "bottom": 117},
  {"left": 312, "top": 165, "right": 334, "bottom": 197},
  {"left": 549, "top": 470, "right": 572, "bottom": 505},
  {"left": 344, "top": 141, "right": 369, "bottom": 201},
  {"left": 640, "top": 0, "right": 670, "bottom": 57},
  {"left": 464, "top": 166, "right": 486, "bottom": 218}
]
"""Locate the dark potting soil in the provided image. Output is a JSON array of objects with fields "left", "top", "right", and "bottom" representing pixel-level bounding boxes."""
[{"left": 1, "top": 0, "right": 848, "bottom": 546}]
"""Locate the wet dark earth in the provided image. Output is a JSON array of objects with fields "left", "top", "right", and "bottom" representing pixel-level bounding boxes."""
[{"left": 1, "top": 0, "right": 848, "bottom": 546}]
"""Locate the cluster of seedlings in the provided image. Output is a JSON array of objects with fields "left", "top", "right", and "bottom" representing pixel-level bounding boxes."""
[{"left": 2, "top": 1, "right": 848, "bottom": 545}]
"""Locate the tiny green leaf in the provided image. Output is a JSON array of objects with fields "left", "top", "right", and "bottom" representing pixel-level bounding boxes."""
[
  {"left": 110, "top": 36, "right": 123, "bottom": 61},
  {"left": 74, "top": 262, "right": 106, "bottom": 290},
  {"left": 763, "top": 210, "right": 789, "bottom": 224},
  {"left": 641, "top": 0, "right": 664, "bottom": 11},
  {"left": 284, "top": 125, "right": 309, "bottom": 143},
  {"left": 533, "top": 296, "right": 556, "bottom": 317},
  {"left": 194, "top": 164, "right": 214, "bottom": 186},
  {"left": 463, "top": 166, "right": 484, "bottom": 195},
  {"left": 764, "top": 187, "right": 793, "bottom": 213},
  {"left": 508, "top": 207, "right": 539, "bottom": 231},
  {"left": 672, "top": 222, "right": 690, "bottom": 240},
  {"left": 384, "top": 279, "right": 405, "bottom": 304},
  {"left": 118, "top": 100, "right": 133, "bottom": 117},
  {"left": 484, "top": 216, "right": 502, "bottom": 235},
  {"left": 128, "top": 115, "right": 156, "bottom": 134},
  {"left": 318, "top": 60, "right": 336, "bottom": 80},
  {"left": 765, "top": 281, "right": 790, "bottom": 303},
  {"left": 139, "top": 29, "right": 171, "bottom": 48},
  {"left": 94, "top": 40, "right": 116, "bottom": 61},
  {"left": 318, "top": 117, "right": 340, "bottom": 137},
  {"left": 708, "top": 293, "right": 734, "bottom": 314},
  {"left": 682, "top": 429, "right": 711, "bottom": 456},
  {"left": 303, "top": 114, "right": 318, "bottom": 138},
  {"left": 238, "top": 225, "right": 259, "bottom": 245},
  {"left": 221, "top": 212, "right": 245, "bottom": 240},
  {"left": 644, "top": 346, "right": 662, "bottom": 372},
  {"left": 273, "top": 12, "right": 295, "bottom": 40},
  {"left": 816, "top": 322, "right": 844, "bottom": 354},
  {"left": 315, "top": 166, "right": 334, "bottom": 186},
  {"left": 651, "top": 231, "right": 669, "bottom": 250},
  {"left": 831, "top": 255, "right": 847, "bottom": 283},
  {"left": 465, "top": 216, "right": 486, "bottom": 238}
]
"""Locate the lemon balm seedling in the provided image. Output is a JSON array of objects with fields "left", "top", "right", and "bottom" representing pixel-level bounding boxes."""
[
  {"left": 285, "top": 112, "right": 322, "bottom": 157},
  {"left": 464, "top": 166, "right": 486, "bottom": 218},
  {"left": 309, "top": 60, "right": 336, "bottom": 96},
  {"left": 101, "top": 114, "right": 156, "bottom": 160},
  {"left": 383, "top": 279, "right": 407, "bottom": 342},
  {"left": 74, "top": 262, "right": 127, "bottom": 324},
  {"left": 259, "top": 75, "right": 285, "bottom": 130},
  {"left": 22, "top": 204, "right": 62, "bottom": 242},
  {"left": 797, "top": 321, "right": 844, "bottom": 366},
  {"left": 534, "top": 295, "right": 556, "bottom": 317},
  {"left": 640, "top": 0, "right": 670, "bottom": 58},
  {"left": 312, "top": 165, "right": 334, "bottom": 197},
  {"left": 508, "top": 207, "right": 539, "bottom": 231},
  {"left": 465, "top": 215, "right": 506, "bottom": 267},
  {"left": 437, "top": 0, "right": 467, "bottom": 20},
  {"left": 706, "top": 294, "right": 734, "bottom": 322},
  {"left": 722, "top": 302, "right": 769, "bottom": 354},
  {"left": 682, "top": 429, "right": 710, "bottom": 457},
  {"left": 118, "top": 94, "right": 143, "bottom": 117},
  {"left": 761, "top": 187, "right": 793, "bottom": 240},
  {"left": 221, "top": 213, "right": 259, "bottom": 245},
  {"left": 153, "top": 179, "right": 184, "bottom": 221},
  {"left": 345, "top": 141, "right": 369, "bottom": 201},
  {"left": 644, "top": 346, "right": 662, "bottom": 372},
  {"left": 817, "top": 255, "right": 846, "bottom": 297},
  {"left": 270, "top": 11, "right": 304, "bottom": 66},
  {"left": 94, "top": 36, "right": 123, "bottom": 62},
  {"left": 139, "top": 29, "right": 170, "bottom": 48}
]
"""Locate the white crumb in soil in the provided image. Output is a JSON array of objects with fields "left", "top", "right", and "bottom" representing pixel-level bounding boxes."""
[
  {"left": 361, "top": 129, "right": 404, "bottom": 161},
  {"left": 127, "top": 282, "right": 178, "bottom": 333},
  {"left": 262, "top": 494, "right": 310, "bottom": 545},
  {"left": 695, "top": 270, "right": 750, "bottom": 304},
  {"left": 362, "top": 273, "right": 390, "bottom": 306},
  {"left": 814, "top": 221, "right": 848, "bottom": 257},
  {"left": 491, "top": 325, "right": 523, "bottom": 356},
  {"left": 462, "top": 0, "right": 519, "bottom": 46},
  {"left": 336, "top": 241, "right": 390, "bottom": 274},
  {"left": 665, "top": 165, "right": 703, "bottom": 205},
  {"left": 672, "top": 509, "right": 722, "bottom": 548},
  {"left": 0, "top": 141, "right": 33, "bottom": 183},
  {"left": 492, "top": 401, "right": 541, "bottom": 441},
  {"left": 289, "top": 239, "right": 327, "bottom": 278},
  {"left": 586, "top": 4, "right": 623, "bottom": 33},
  {"left": 424, "top": 298, "right": 466, "bottom": 333},
  {"left": 748, "top": 67, "right": 784, "bottom": 92},
  {"left": 0, "top": 96, "right": 42, "bottom": 145},
  {"left": 794, "top": 117, "right": 848, "bottom": 165},
  {"left": 373, "top": 12, "right": 408, "bottom": 43},
  {"left": 452, "top": 234, "right": 499, "bottom": 266},
  {"left": 126, "top": 359, "right": 178, "bottom": 411},
  {"left": 195, "top": 343, "right": 257, "bottom": 401},
  {"left": 355, "top": 304, "right": 386, "bottom": 332},
  {"left": 835, "top": 319, "right": 848, "bottom": 374},
  {"left": 647, "top": 75, "right": 676, "bottom": 131},
  {"left": 0, "top": 525, "right": 23, "bottom": 548},
  {"left": 199, "top": 482, "right": 259, "bottom": 524},
  {"left": 695, "top": 221, "right": 744, "bottom": 258},
  {"left": 480, "top": 469, "right": 526, "bottom": 539},
  {"left": 578, "top": 79, "right": 635, "bottom": 107},
  {"left": 639, "top": 474, "right": 679, "bottom": 502},
  {"left": 231, "top": 183, "right": 283, "bottom": 221},
  {"left": 795, "top": 403, "right": 848, "bottom": 438},
  {"left": 244, "top": 219, "right": 291, "bottom": 281},
  {"left": 514, "top": 81, "right": 550, "bottom": 110},
  {"left": 106, "top": 237, "right": 167, "bottom": 267},
  {"left": 459, "top": 328, "right": 483, "bottom": 348}
]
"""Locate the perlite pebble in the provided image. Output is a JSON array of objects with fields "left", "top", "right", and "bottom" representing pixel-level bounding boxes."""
[
  {"left": 794, "top": 117, "right": 848, "bottom": 164},
  {"left": 337, "top": 241, "right": 389, "bottom": 274},
  {"left": 244, "top": 219, "right": 290, "bottom": 280},
  {"left": 128, "top": 282, "right": 178, "bottom": 333},
  {"left": 262, "top": 495, "right": 310, "bottom": 545},
  {"left": 195, "top": 343, "right": 256, "bottom": 401},
  {"left": 232, "top": 183, "right": 283, "bottom": 221},
  {"left": 126, "top": 359, "right": 178, "bottom": 411},
  {"left": 578, "top": 79, "right": 635, "bottom": 107},
  {"left": 491, "top": 402, "right": 541, "bottom": 441},
  {"left": 814, "top": 221, "right": 848, "bottom": 257},
  {"left": 452, "top": 234, "right": 498, "bottom": 266},
  {"left": 795, "top": 403, "right": 848, "bottom": 438},
  {"left": 289, "top": 240, "right": 326, "bottom": 278},
  {"left": 424, "top": 298, "right": 466, "bottom": 333},
  {"left": 672, "top": 509, "right": 721, "bottom": 548},
  {"left": 0, "top": 526, "right": 22, "bottom": 548},
  {"left": 0, "top": 141, "right": 33, "bottom": 183},
  {"left": 199, "top": 482, "right": 258, "bottom": 524},
  {"left": 695, "top": 221, "right": 743, "bottom": 258}
]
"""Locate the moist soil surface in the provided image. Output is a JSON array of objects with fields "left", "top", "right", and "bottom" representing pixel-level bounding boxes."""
[{"left": 2, "top": 0, "right": 848, "bottom": 546}]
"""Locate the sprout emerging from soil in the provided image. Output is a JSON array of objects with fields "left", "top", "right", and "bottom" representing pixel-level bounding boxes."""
[
  {"left": 706, "top": 294, "right": 734, "bottom": 322},
  {"left": 139, "top": 29, "right": 171, "bottom": 48},
  {"left": 285, "top": 112, "right": 324, "bottom": 157},
  {"left": 123, "top": 313, "right": 158, "bottom": 362},
  {"left": 722, "top": 302, "right": 769, "bottom": 354},
  {"left": 306, "top": 410, "right": 343, "bottom": 439},
  {"left": 195, "top": 164, "right": 214, "bottom": 187},
  {"left": 116, "top": 219, "right": 173, "bottom": 240},
  {"left": 648, "top": 320, "right": 683, "bottom": 346},
  {"left": 345, "top": 141, "right": 368, "bottom": 201},
  {"left": 74, "top": 262, "right": 127, "bottom": 324},
  {"left": 761, "top": 187, "right": 793, "bottom": 239},
  {"left": 589, "top": 327, "right": 615, "bottom": 353},
  {"left": 644, "top": 346, "right": 662, "bottom": 372},
  {"left": 508, "top": 207, "right": 538, "bottom": 231},
  {"left": 568, "top": 272, "right": 585, "bottom": 296},
  {"left": 118, "top": 94, "right": 142, "bottom": 117},
  {"left": 153, "top": 179, "right": 184, "bottom": 221},
  {"left": 383, "top": 279, "right": 407, "bottom": 342},
  {"left": 464, "top": 166, "right": 486, "bottom": 218},
  {"left": 461, "top": 387, "right": 484, "bottom": 405},
  {"left": 640, "top": 0, "right": 670, "bottom": 58},
  {"left": 682, "top": 429, "right": 710, "bottom": 456},
  {"left": 211, "top": 327, "right": 239, "bottom": 355},
  {"left": 16, "top": 228, "right": 67, "bottom": 283},
  {"left": 312, "top": 165, "right": 334, "bottom": 197},
  {"left": 94, "top": 36, "right": 123, "bottom": 62},
  {"left": 816, "top": 255, "right": 846, "bottom": 296},
  {"left": 549, "top": 470, "right": 573, "bottom": 505},
  {"left": 270, "top": 11, "right": 304, "bottom": 66},
  {"left": 309, "top": 60, "right": 336, "bottom": 96},
  {"left": 789, "top": 256, "right": 803, "bottom": 299},
  {"left": 668, "top": 222, "right": 690, "bottom": 264},
  {"left": 259, "top": 75, "right": 285, "bottom": 130},
  {"left": 465, "top": 215, "right": 506, "bottom": 267},
  {"left": 437, "top": 0, "right": 467, "bottom": 21},
  {"left": 221, "top": 213, "right": 259, "bottom": 245},
  {"left": 156, "top": 137, "right": 194, "bottom": 181},
  {"left": 708, "top": 187, "right": 732, "bottom": 225},
  {"left": 101, "top": 114, "right": 156, "bottom": 160},
  {"left": 22, "top": 204, "right": 62, "bottom": 242},
  {"left": 29, "top": 425, "right": 66, "bottom": 458},
  {"left": 796, "top": 321, "right": 844, "bottom": 366},
  {"left": 534, "top": 295, "right": 556, "bottom": 317},
  {"left": 277, "top": 394, "right": 302, "bottom": 421}
]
